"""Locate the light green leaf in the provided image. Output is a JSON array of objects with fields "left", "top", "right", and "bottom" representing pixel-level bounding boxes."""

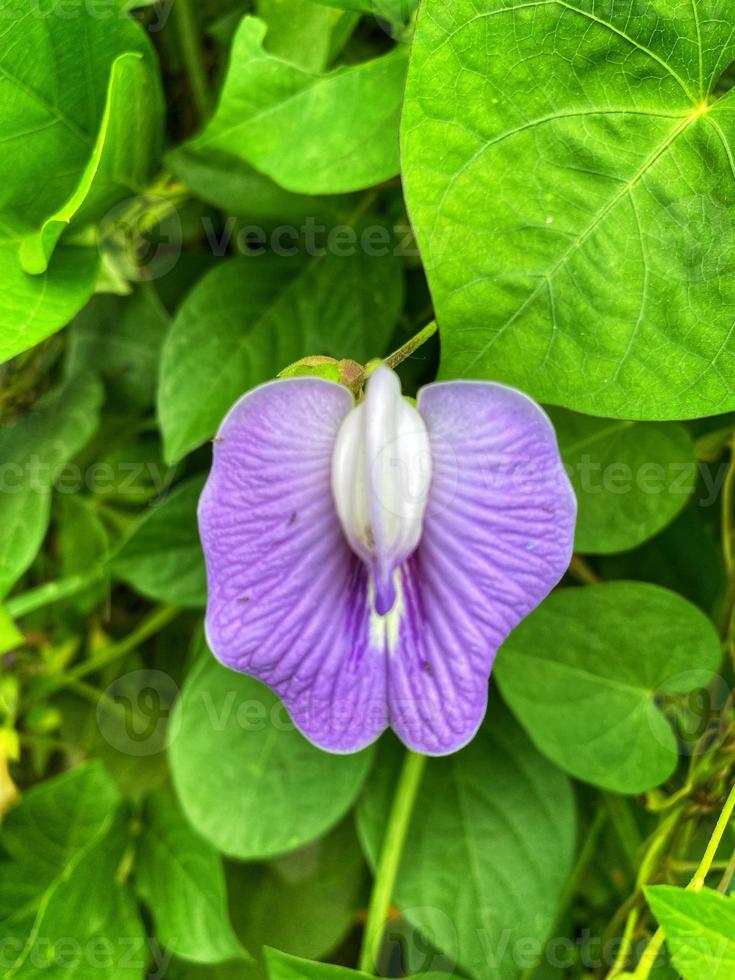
[
  {"left": 0, "top": 243, "right": 99, "bottom": 367},
  {"left": 19, "top": 51, "right": 163, "bottom": 275},
  {"left": 158, "top": 246, "right": 403, "bottom": 464},
  {"left": 169, "top": 644, "right": 375, "bottom": 860},
  {"left": 256, "top": 0, "right": 358, "bottom": 72},
  {"left": 135, "top": 791, "right": 248, "bottom": 965},
  {"left": 229, "top": 820, "right": 365, "bottom": 962},
  {"left": 67, "top": 285, "right": 170, "bottom": 409},
  {"left": 0, "top": 0, "right": 162, "bottom": 360},
  {"left": 109, "top": 476, "right": 206, "bottom": 607},
  {"left": 551, "top": 409, "right": 696, "bottom": 554},
  {"left": 0, "top": 606, "right": 22, "bottom": 655},
  {"left": 645, "top": 886, "right": 735, "bottom": 980},
  {"left": 496, "top": 583, "right": 722, "bottom": 793},
  {"left": 0, "top": 375, "right": 104, "bottom": 598},
  {"left": 190, "top": 16, "right": 407, "bottom": 194},
  {"left": 403, "top": 0, "right": 735, "bottom": 419},
  {"left": 0, "top": 0, "right": 158, "bottom": 236},
  {"left": 356, "top": 708, "right": 576, "bottom": 980}
]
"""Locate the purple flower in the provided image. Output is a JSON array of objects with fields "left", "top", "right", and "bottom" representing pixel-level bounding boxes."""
[{"left": 199, "top": 365, "right": 576, "bottom": 756}]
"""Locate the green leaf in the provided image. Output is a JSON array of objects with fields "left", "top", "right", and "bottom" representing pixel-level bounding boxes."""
[
  {"left": 263, "top": 949, "right": 446, "bottom": 980},
  {"left": 356, "top": 707, "right": 576, "bottom": 980},
  {"left": 645, "top": 885, "right": 735, "bottom": 980},
  {"left": 0, "top": 243, "right": 99, "bottom": 368},
  {"left": 19, "top": 51, "right": 163, "bottom": 275},
  {"left": 55, "top": 496, "right": 110, "bottom": 614},
  {"left": 228, "top": 820, "right": 365, "bottom": 962},
  {"left": 0, "top": 761, "right": 120, "bottom": 885},
  {"left": 0, "top": 0, "right": 158, "bottom": 236},
  {"left": 158, "top": 247, "right": 403, "bottom": 464},
  {"left": 0, "top": 0, "right": 163, "bottom": 361},
  {"left": 169, "top": 643, "right": 375, "bottom": 859},
  {"left": 264, "top": 949, "right": 373, "bottom": 980},
  {"left": 550, "top": 409, "right": 696, "bottom": 554},
  {"left": 0, "top": 374, "right": 104, "bottom": 598},
  {"left": 315, "top": 0, "right": 418, "bottom": 22},
  {"left": 167, "top": 146, "right": 352, "bottom": 224},
  {"left": 67, "top": 285, "right": 170, "bottom": 409},
  {"left": 5, "top": 819, "right": 145, "bottom": 979},
  {"left": 496, "top": 583, "right": 723, "bottom": 794},
  {"left": 403, "top": 0, "right": 735, "bottom": 419},
  {"left": 189, "top": 16, "right": 407, "bottom": 194},
  {"left": 135, "top": 791, "right": 248, "bottom": 965},
  {"left": 599, "top": 507, "right": 724, "bottom": 615},
  {"left": 0, "top": 761, "right": 128, "bottom": 969},
  {"left": 256, "top": 0, "right": 358, "bottom": 72},
  {"left": 109, "top": 476, "right": 206, "bottom": 607}
]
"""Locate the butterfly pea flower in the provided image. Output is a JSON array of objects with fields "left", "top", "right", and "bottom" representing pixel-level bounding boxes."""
[{"left": 199, "top": 364, "right": 576, "bottom": 756}]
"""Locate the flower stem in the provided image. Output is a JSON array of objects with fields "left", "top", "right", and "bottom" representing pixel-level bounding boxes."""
[
  {"left": 173, "top": 0, "right": 210, "bottom": 122},
  {"left": 358, "top": 750, "right": 427, "bottom": 974},
  {"left": 385, "top": 321, "right": 438, "bottom": 370},
  {"left": 634, "top": 781, "right": 735, "bottom": 979}
]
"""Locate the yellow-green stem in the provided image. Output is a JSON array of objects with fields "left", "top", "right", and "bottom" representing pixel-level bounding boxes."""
[
  {"left": 634, "top": 782, "right": 735, "bottom": 979},
  {"left": 358, "top": 750, "right": 427, "bottom": 974}
]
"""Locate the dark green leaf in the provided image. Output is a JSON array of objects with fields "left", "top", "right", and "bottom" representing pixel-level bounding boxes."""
[
  {"left": 228, "top": 820, "right": 365, "bottom": 962},
  {"left": 550, "top": 409, "right": 696, "bottom": 554},
  {"left": 67, "top": 286, "right": 170, "bottom": 409},
  {"left": 109, "top": 476, "right": 206, "bottom": 607},
  {"left": 0, "top": 375, "right": 104, "bottom": 597},
  {"left": 135, "top": 791, "right": 248, "bottom": 964},
  {"left": 158, "top": 246, "right": 403, "bottom": 464}
]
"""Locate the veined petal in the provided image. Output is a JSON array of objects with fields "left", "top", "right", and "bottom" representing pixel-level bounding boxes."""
[
  {"left": 387, "top": 381, "right": 577, "bottom": 755},
  {"left": 199, "top": 377, "right": 388, "bottom": 753}
]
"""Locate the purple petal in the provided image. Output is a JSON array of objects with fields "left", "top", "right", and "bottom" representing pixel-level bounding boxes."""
[
  {"left": 199, "top": 378, "right": 388, "bottom": 753},
  {"left": 387, "top": 381, "right": 577, "bottom": 755}
]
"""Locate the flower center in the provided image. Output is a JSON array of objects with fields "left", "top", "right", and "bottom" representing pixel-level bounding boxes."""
[{"left": 331, "top": 365, "right": 432, "bottom": 615}]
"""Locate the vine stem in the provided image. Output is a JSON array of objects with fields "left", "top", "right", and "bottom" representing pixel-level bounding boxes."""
[
  {"left": 23, "top": 605, "right": 180, "bottom": 707},
  {"left": 722, "top": 436, "right": 735, "bottom": 576},
  {"left": 6, "top": 569, "right": 106, "bottom": 619},
  {"left": 173, "top": 0, "right": 210, "bottom": 121},
  {"left": 358, "top": 750, "right": 427, "bottom": 974},
  {"left": 384, "top": 321, "right": 438, "bottom": 370},
  {"left": 634, "top": 781, "right": 735, "bottom": 979}
]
